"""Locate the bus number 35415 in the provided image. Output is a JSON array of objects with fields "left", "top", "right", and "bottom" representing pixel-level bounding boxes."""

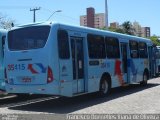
[{"left": 8, "top": 64, "right": 25, "bottom": 71}]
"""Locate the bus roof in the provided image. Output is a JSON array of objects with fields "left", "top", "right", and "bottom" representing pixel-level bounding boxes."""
[
  {"left": 9, "top": 21, "right": 152, "bottom": 44},
  {"left": 12, "top": 21, "right": 52, "bottom": 29},
  {"left": 55, "top": 22, "right": 152, "bottom": 43}
]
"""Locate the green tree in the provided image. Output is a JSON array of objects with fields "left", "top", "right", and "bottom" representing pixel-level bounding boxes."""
[
  {"left": 122, "top": 21, "right": 134, "bottom": 35},
  {"left": 0, "top": 13, "right": 15, "bottom": 30},
  {"left": 109, "top": 27, "right": 124, "bottom": 34},
  {"left": 101, "top": 26, "right": 125, "bottom": 34},
  {"left": 102, "top": 21, "right": 135, "bottom": 35},
  {"left": 150, "top": 35, "right": 160, "bottom": 46}
]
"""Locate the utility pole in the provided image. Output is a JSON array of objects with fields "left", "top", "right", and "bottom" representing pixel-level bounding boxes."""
[
  {"left": 105, "top": 0, "right": 108, "bottom": 29},
  {"left": 30, "top": 7, "right": 41, "bottom": 23}
]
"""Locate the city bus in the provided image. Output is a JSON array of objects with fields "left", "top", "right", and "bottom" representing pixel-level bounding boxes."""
[
  {"left": 4, "top": 22, "right": 153, "bottom": 97},
  {"left": 154, "top": 46, "right": 160, "bottom": 76},
  {"left": 0, "top": 29, "right": 7, "bottom": 91}
]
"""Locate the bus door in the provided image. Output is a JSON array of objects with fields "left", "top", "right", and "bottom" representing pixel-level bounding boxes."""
[
  {"left": 120, "top": 43, "right": 128, "bottom": 84},
  {"left": 70, "top": 37, "right": 85, "bottom": 94}
]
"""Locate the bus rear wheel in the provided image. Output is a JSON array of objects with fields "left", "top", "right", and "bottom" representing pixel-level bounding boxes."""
[
  {"left": 16, "top": 94, "right": 31, "bottom": 99},
  {"left": 99, "top": 77, "right": 111, "bottom": 97},
  {"left": 140, "top": 72, "right": 148, "bottom": 86}
]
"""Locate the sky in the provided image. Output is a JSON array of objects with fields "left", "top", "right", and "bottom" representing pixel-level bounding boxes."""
[{"left": 0, "top": 0, "right": 159, "bottom": 36}]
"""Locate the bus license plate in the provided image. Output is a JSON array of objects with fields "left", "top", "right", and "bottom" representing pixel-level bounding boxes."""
[{"left": 18, "top": 76, "right": 35, "bottom": 83}]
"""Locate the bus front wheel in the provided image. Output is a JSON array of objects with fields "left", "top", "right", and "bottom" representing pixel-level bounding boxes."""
[{"left": 99, "top": 77, "right": 111, "bottom": 97}]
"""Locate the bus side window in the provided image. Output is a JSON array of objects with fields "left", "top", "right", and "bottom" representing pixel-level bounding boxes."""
[
  {"left": 58, "top": 30, "right": 70, "bottom": 59},
  {"left": 87, "top": 34, "right": 106, "bottom": 59},
  {"left": 139, "top": 42, "right": 148, "bottom": 58},
  {"left": 129, "top": 40, "right": 139, "bottom": 58},
  {"left": 105, "top": 37, "right": 120, "bottom": 58}
]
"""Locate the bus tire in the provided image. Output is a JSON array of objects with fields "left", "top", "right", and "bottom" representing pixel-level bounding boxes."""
[
  {"left": 99, "top": 77, "right": 111, "bottom": 97},
  {"left": 16, "top": 94, "right": 31, "bottom": 99},
  {"left": 140, "top": 72, "right": 148, "bottom": 86},
  {"left": 156, "top": 73, "right": 159, "bottom": 77}
]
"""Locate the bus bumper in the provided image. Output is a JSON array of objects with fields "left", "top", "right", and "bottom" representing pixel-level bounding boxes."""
[{"left": 5, "top": 83, "right": 60, "bottom": 95}]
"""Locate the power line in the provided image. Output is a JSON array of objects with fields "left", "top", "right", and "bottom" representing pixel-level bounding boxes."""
[
  {"left": 0, "top": 6, "right": 31, "bottom": 9},
  {"left": 30, "top": 7, "right": 41, "bottom": 23}
]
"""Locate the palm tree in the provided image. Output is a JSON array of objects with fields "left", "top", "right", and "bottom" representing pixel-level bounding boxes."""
[{"left": 122, "top": 21, "right": 134, "bottom": 35}]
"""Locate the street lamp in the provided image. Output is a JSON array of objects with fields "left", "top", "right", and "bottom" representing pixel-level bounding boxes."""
[{"left": 47, "top": 10, "right": 62, "bottom": 21}]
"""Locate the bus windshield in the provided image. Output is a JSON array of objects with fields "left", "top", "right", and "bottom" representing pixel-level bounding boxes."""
[{"left": 8, "top": 26, "right": 50, "bottom": 51}]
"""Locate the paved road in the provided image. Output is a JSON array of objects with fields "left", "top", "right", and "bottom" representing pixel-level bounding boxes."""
[{"left": 0, "top": 78, "right": 160, "bottom": 119}]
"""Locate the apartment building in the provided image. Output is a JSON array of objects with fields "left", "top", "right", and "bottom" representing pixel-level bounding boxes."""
[{"left": 80, "top": 7, "right": 105, "bottom": 28}]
